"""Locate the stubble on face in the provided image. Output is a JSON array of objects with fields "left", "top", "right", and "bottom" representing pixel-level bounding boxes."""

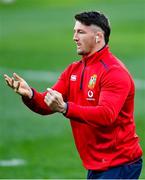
[
  {"left": 77, "top": 49, "right": 86, "bottom": 55},
  {"left": 74, "top": 22, "right": 100, "bottom": 56}
]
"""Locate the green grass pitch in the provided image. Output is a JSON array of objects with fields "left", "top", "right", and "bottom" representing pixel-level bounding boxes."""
[{"left": 0, "top": 0, "right": 145, "bottom": 178}]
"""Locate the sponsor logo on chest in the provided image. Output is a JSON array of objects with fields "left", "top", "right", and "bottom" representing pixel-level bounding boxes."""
[
  {"left": 88, "top": 74, "right": 97, "bottom": 89},
  {"left": 87, "top": 74, "right": 97, "bottom": 101}
]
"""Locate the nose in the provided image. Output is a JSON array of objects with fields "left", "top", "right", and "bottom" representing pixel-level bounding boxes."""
[{"left": 73, "top": 32, "right": 79, "bottom": 42}]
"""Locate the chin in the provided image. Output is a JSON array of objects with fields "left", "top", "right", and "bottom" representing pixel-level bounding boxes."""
[{"left": 77, "top": 50, "right": 87, "bottom": 55}]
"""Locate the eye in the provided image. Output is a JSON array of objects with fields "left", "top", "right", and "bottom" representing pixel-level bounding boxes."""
[
  {"left": 78, "top": 30, "right": 85, "bottom": 34},
  {"left": 73, "top": 29, "right": 86, "bottom": 35}
]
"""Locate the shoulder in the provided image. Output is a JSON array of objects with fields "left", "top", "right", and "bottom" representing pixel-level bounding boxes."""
[
  {"left": 59, "top": 59, "right": 81, "bottom": 78},
  {"left": 100, "top": 64, "right": 134, "bottom": 91},
  {"left": 100, "top": 52, "right": 131, "bottom": 76},
  {"left": 64, "top": 59, "right": 82, "bottom": 72}
]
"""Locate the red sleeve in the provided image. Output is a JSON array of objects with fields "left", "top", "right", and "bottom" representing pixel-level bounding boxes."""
[
  {"left": 22, "top": 88, "right": 52, "bottom": 115},
  {"left": 22, "top": 65, "right": 71, "bottom": 115},
  {"left": 65, "top": 67, "right": 132, "bottom": 126},
  {"left": 51, "top": 64, "right": 71, "bottom": 102}
]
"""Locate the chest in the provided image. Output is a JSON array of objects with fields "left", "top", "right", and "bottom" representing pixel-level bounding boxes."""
[{"left": 68, "top": 63, "right": 102, "bottom": 105}]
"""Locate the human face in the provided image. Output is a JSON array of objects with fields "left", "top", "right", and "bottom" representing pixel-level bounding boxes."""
[{"left": 73, "top": 21, "right": 97, "bottom": 56}]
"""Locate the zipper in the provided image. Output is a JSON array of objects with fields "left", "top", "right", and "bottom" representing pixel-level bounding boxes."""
[{"left": 80, "top": 61, "right": 86, "bottom": 90}]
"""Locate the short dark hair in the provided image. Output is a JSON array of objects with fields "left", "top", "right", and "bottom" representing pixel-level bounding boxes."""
[{"left": 74, "top": 11, "right": 111, "bottom": 44}]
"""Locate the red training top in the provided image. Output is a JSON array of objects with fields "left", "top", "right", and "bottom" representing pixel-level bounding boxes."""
[{"left": 23, "top": 46, "right": 142, "bottom": 171}]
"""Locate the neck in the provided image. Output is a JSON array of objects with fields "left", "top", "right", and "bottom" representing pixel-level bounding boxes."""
[
  {"left": 83, "top": 42, "right": 106, "bottom": 58},
  {"left": 95, "top": 41, "right": 106, "bottom": 52}
]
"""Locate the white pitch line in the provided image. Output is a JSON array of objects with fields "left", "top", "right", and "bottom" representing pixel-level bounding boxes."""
[
  {"left": 0, "top": 67, "right": 59, "bottom": 83},
  {"left": 1, "top": 67, "right": 145, "bottom": 90},
  {"left": 21, "top": 69, "right": 59, "bottom": 82},
  {"left": 0, "top": 159, "right": 26, "bottom": 167},
  {"left": 0, "top": 0, "right": 16, "bottom": 4}
]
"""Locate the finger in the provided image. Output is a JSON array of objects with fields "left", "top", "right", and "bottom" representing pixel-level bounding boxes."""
[
  {"left": 53, "top": 90, "right": 61, "bottom": 96},
  {"left": 4, "top": 74, "right": 12, "bottom": 82},
  {"left": 47, "top": 88, "right": 54, "bottom": 95},
  {"left": 11, "top": 77, "right": 15, "bottom": 88},
  {"left": 47, "top": 88, "right": 56, "bottom": 94},
  {"left": 4, "top": 74, "right": 11, "bottom": 79},
  {"left": 14, "top": 81, "right": 20, "bottom": 93},
  {"left": 47, "top": 88, "right": 51, "bottom": 91},
  {"left": 13, "top": 73, "right": 23, "bottom": 81},
  {"left": 44, "top": 95, "right": 51, "bottom": 106},
  {"left": 11, "top": 77, "right": 20, "bottom": 91},
  {"left": 17, "top": 81, "right": 20, "bottom": 91},
  {"left": 45, "top": 91, "right": 52, "bottom": 98},
  {"left": 46, "top": 89, "right": 56, "bottom": 100},
  {"left": 51, "top": 90, "right": 63, "bottom": 102},
  {"left": 47, "top": 88, "right": 62, "bottom": 97},
  {"left": 44, "top": 97, "right": 50, "bottom": 105},
  {"left": 45, "top": 91, "right": 57, "bottom": 106},
  {"left": 4, "top": 74, "right": 13, "bottom": 87},
  {"left": 5, "top": 79, "right": 12, "bottom": 87},
  {"left": 47, "top": 93, "right": 55, "bottom": 101},
  {"left": 47, "top": 88, "right": 59, "bottom": 99},
  {"left": 45, "top": 92, "right": 52, "bottom": 102}
]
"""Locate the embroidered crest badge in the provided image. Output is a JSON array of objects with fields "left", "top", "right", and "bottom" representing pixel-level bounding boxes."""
[{"left": 88, "top": 74, "right": 97, "bottom": 89}]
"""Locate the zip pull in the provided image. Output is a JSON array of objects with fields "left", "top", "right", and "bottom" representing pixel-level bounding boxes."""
[{"left": 80, "top": 61, "right": 86, "bottom": 90}]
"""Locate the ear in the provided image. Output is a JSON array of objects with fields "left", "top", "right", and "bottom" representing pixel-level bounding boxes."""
[
  {"left": 95, "top": 35, "right": 99, "bottom": 43},
  {"left": 95, "top": 31, "right": 104, "bottom": 43}
]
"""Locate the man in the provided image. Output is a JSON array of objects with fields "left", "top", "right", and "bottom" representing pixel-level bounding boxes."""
[{"left": 4, "top": 11, "right": 143, "bottom": 179}]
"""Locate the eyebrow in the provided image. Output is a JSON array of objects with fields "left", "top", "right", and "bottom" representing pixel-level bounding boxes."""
[{"left": 73, "top": 28, "right": 85, "bottom": 32}]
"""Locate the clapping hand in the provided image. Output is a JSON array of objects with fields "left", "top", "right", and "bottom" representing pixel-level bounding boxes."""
[
  {"left": 44, "top": 88, "right": 67, "bottom": 113},
  {"left": 4, "top": 73, "right": 33, "bottom": 99}
]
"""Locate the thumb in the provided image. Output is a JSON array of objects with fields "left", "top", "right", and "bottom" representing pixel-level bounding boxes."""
[{"left": 13, "top": 73, "right": 23, "bottom": 81}]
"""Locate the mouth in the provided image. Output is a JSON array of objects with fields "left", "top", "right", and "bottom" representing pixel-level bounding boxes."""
[{"left": 76, "top": 43, "right": 81, "bottom": 48}]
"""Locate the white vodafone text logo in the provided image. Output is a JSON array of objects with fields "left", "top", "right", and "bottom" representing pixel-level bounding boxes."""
[{"left": 88, "top": 90, "right": 94, "bottom": 98}]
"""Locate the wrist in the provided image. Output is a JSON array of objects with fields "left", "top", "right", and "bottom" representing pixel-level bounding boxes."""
[
  {"left": 23, "top": 88, "right": 33, "bottom": 99},
  {"left": 28, "top": 88, "right": 34, "bottom": 99}
]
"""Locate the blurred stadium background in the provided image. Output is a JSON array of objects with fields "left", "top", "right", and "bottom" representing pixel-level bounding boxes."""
[{"left": 0, "top": 0, "right": 145, "bottom": 178}]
